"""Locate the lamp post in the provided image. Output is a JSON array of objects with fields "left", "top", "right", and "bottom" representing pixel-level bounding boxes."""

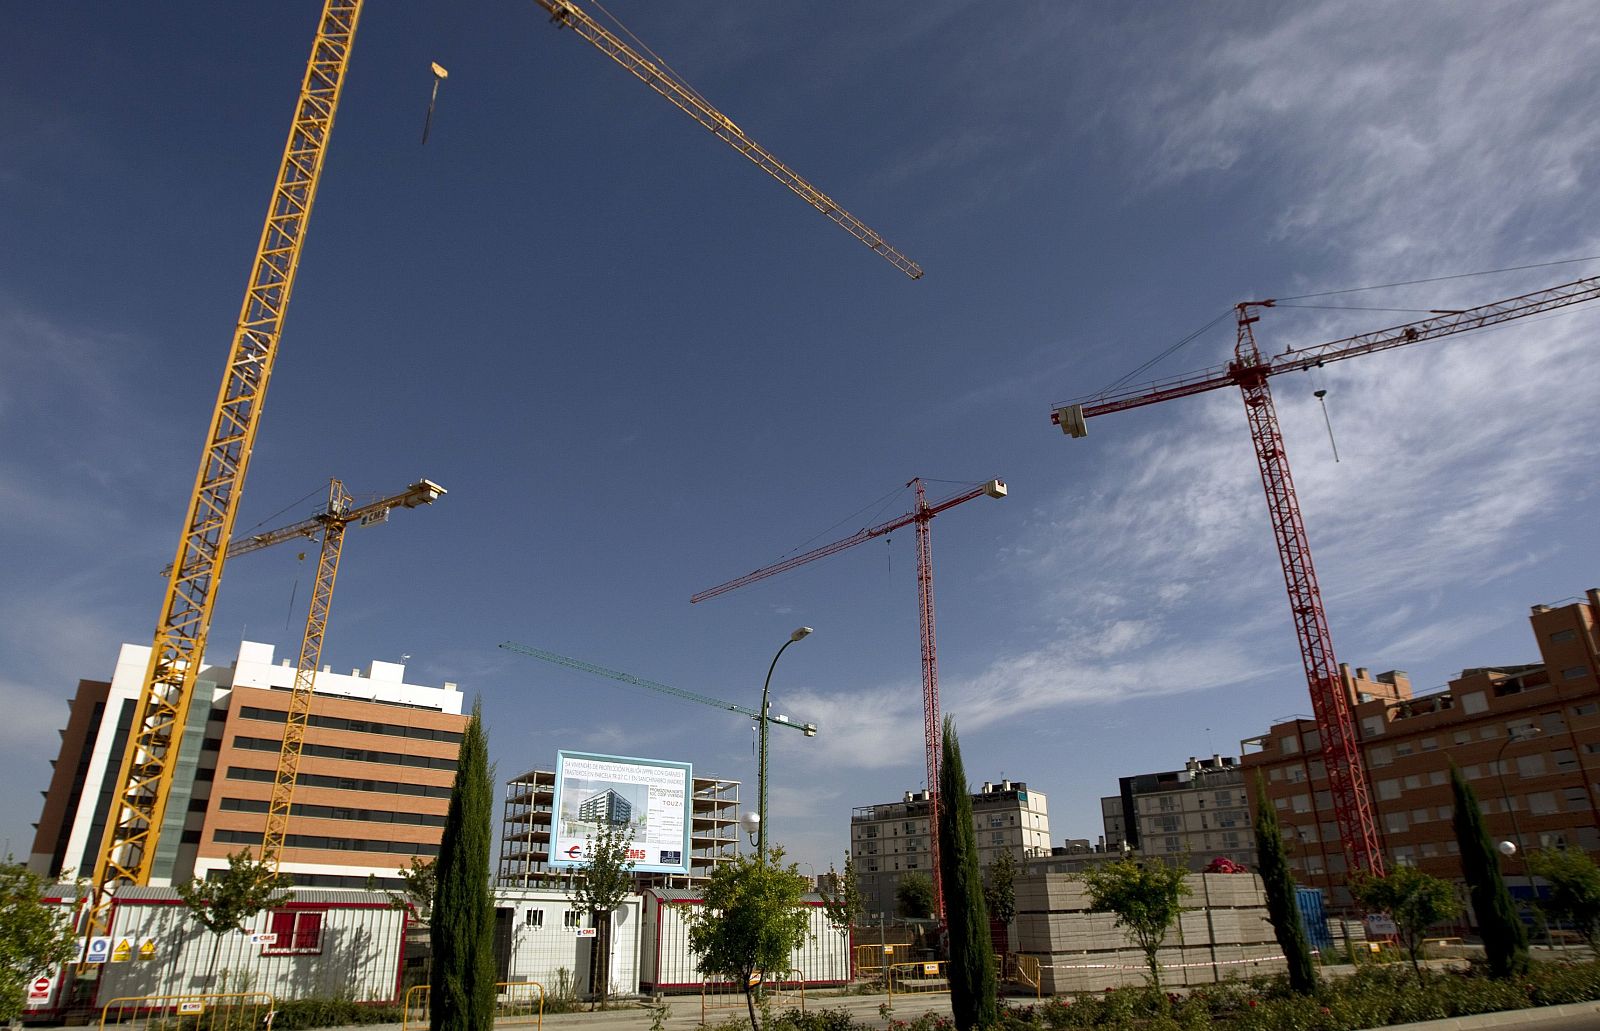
[
  {"left": 758, "top": 626, "right": 813, "bottom": 861},
  {"left": 1495, "top": 725, "right": 1543, "bottom": 872}
]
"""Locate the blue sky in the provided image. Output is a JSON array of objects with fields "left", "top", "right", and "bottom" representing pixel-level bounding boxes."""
[{"left": 3, "top": 2, "right": 1598, "bottom": 874}]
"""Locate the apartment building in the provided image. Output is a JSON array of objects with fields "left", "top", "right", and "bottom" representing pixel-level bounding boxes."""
[
  {"left": 497, "top": 766, "right": 740, "bottom": 889},
  {"left": 850, "top": 779, "right": 1050, "bottom": 918},
  {"left": 30, "top": 639, "right": 466, "bottom": 888},
  {"left": 1244, "top": 588, "right": 1600, "bottom": 910},
  {"left": 1099, "top": 755, "right": 1256, "bottom": 871}
]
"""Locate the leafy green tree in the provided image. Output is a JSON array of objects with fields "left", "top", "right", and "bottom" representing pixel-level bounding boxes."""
[
  {"left": 1252, "top": 772, "right": 1316, "bottom": 994},
  {"left": 174, "top": 849, "right": 292, "bottom": 989},
  {"left": 1451, "top": 763, "right": 1529, "bottom": 978},
  {"left": 389, "top": 857, "right": 437, "bottom": 924},
  {"left": 431, "top": 702, "right": 495, "bottom": 1031},
  {"left": 563, "top": 822, "right": 636, "bottom": 1005},
  {"left": 895, "top": 872, "right": 935, "bottom": 919},
  {"left": 1352, "top": 866, "right": 1460, "bottom": 980},
  {"left": 1080, "top": 856, "right": 1190, "bottom": 991},
  {"left": 938, "top": 716, "right": 997, "bottom": 1031},
  {"left": 817, "top": 853, "right": 863, "bottom": 933},
  {"left": 686, "top": 849, "right": 811, "bottom": 1031},
  {"left": 984, "top": 847, "right": 1018, "bottom": 926},
  {"left": 1527, "top": 847, "right": 1600, "bottom": 959},
  {"left": 0, "top": 861, "right": 78, "bottom": 1021}
]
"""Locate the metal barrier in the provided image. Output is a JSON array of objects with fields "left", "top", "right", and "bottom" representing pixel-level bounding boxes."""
[
  {"left": 402, "top": 980, "right": 544, "bottom": 1031},
  {"left": 100, "top": 992, "right": 275, "bottom": 1031},
  {"left": 887, "top": 960, "right": 949, "bottom": 998},
  {"left": 699, "top": 970, "right": 804, "bottom": 1024},
  {"left": 854, "top": 944, "right": 899, "bottom": 980},
  {"left": 1005, "top": 954, "right": 1041, "bottom": 999}
]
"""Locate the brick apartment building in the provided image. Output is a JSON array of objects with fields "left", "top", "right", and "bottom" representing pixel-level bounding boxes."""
[
  {"left": 30, "top": 639, "right": 467, "bottom": 888},
  {"left": 1244, "top": 588, "right": 1600, "bottom": 910}
]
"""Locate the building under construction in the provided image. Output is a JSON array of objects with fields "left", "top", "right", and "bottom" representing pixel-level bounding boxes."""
[{"left": 30, "top": 639, "right": 466, "bottom": 889}]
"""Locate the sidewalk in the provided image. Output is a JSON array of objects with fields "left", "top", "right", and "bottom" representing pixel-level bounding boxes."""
[{"left": 316, "top": 989, "right": 1597, "bottom": 1031}]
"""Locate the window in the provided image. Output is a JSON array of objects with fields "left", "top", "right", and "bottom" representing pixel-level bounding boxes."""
[
  {"left": 1454, "top": 731, "right": 1472, "bottom": 746},
  {"left": 1403, "top": 775, "right": 1422, "bottom": 790},
  {"left": 1542, "top": 712, "right": 1568, "bottom": 734},
  {"left": 1563, "top": 666, "right": 1589, "bottom": 681},
  {"left": 264, "top": 911, "right": 323, "bottom": 954},
  {"left": 1551, "top": 629, "right": 1578, "bottom": 643},
  {"left": 1528, "top": 792, "right": 1559, "bottom": 815},
  {"left": 1368, "top": 746, "right": 1393, "bottom": 767},
  {"left": 1304, "top": 730, "right": 1322, "bottom": 750},
  {"left": 1384, "top": 812, "right": 1408, "bottom": 833},
  {"left": 525, "top": 909, "right": 543, "bottom": 928},
  {"left": 1563, "top": 786, "right": 1588, "bottom": 808},
  {"left": 1394, "top": 741, "right": 1414, "bottom": 757},
  {"left": 564, "top": 911, "right": 581, "bottom": 928},
  {"left": 1361, "top": 716, "right": 1385, "bottom": 738},
  {"left": 1280, "top": 736, "right": 1300, "bottom": 755},
  {"left": 1411, "top": 809, "right": 1430, "bottom": 824},
  {"left": 1286, "top": 766, "right": 1306, "bottom": 783},
  {"left": 1461, "top": 692, "right": 1488, "bottom": 715},
  {"left": 1516, "top": 755, "right": 1546, "bottom": 778},
  {"left": 1376, "top": 779, "right": 1401, "bottom": 801},
  {"left": 1574, "top": 703, "right": 1600, "bottom": 717},
  {"left": 1163, "top": 836, "right": 1180, "bottom": 852},
  {"left": 1554, "top": 749, "right": 1578, "bottom": 771},
  {"left": 1308, "top": 760, "right": 1326, "bottom": 779},
  {"left": 1428, "top": 770, "right": 1447, "bottom": 786},
  {"left": 1480, "top": 726, "right": 1502, "bottom": 741},
  {"left": 1304, "top": 854, "right": 1325, "bottom": 874},
  {"left": 1292, "top": 794, "right": 1311, "bottom": 813},
  {"left": 1420, "top": 737, "right": 1439, "bottom": 752}
]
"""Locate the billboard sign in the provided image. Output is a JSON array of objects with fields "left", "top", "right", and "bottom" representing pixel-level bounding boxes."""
[{"left": 550, "top": 750, "right": 692, "bottom": 874}]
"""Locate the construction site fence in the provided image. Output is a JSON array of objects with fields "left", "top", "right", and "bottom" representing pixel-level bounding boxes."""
[
  {"left": 100, "top": 992, "right": 275, "bottom": 1031},
  {"left": 700, "top": 970, "right": 805, "bottom": 1024},
  {"left": 402, "top": 980, "right": 544, "bottom": 1031},
  {"left": 1004, "top": 954, "right": 1041, "bottom": 999}
]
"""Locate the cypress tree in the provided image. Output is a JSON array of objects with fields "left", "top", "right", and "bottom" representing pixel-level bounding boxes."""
[
  {"left": 1451, "top": 761, "right": 1529, "bottom": 978},
  {"left": 431, "top": 701, "right": 496, "bottom": 1031},
  {"left": 1252, "top": 772, "right": 1317, "bottom": 993},
  {"left": 937, "top": 716, "right": 997, "bottom": 1031}
]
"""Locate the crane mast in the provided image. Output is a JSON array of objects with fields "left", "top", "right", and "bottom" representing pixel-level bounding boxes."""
[
  {"left": 694, "top": 477, "right": 1006, "bottom": 919},
  {"left": 534, "top": 0, "right": 922, "bottom": 279},
  {"left": 86, "top": 0, "right": 363, "bottom": 940},
  {"left": 260, "top": 478, "right": 445, "bottom": 873},
  {"left": 1234, "top": 306, "right": 1384, "bottom": 876},
  {"left": 1050, "top": 272, "right": 1600, "bottom": 880}
]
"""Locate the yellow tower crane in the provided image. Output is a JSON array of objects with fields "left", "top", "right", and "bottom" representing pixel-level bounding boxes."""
[
  {"left": 84, "top": 0, "right": 363, "bottom": 943},
  {"left": 211, "top": 478, "right": 445, "bottom": 874},
  {"left": 89, "top": 0, "right": 918, "bottom": 944}
]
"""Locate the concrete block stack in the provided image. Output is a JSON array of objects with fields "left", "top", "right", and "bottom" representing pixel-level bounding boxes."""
[{"left": 1011, "top": 870, "right": 1288, "bottom": 994}]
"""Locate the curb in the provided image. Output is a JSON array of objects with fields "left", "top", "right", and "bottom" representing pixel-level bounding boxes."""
[{"left": 1376, "top": 1000, "right": 1600, "bottom": 1030}]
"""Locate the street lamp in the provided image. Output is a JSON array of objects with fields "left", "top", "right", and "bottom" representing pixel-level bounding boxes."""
[
  {"left": 758, "top": 626, "right": 813, "bottom": 861},
  {"left": 1495, "top": 725, "right": 1543, "bottom": 872}
]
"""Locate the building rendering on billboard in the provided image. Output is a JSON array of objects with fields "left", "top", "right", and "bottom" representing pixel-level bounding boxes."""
[{"left": 551, "top": 751, "right": 692, "bottom": 875}]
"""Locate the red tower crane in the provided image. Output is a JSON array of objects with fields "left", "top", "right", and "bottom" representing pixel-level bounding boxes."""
[
  {"left": 694, "top": 478, "right": 1008, "bottom": 919},
  {"left": 1051, "top": 274, "right": 1600, "bottom": 880}
]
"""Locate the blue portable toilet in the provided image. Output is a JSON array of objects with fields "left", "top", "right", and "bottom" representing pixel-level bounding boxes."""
[{"left": 1296, "top": 887, "right": 1332, "bottom": 951}]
